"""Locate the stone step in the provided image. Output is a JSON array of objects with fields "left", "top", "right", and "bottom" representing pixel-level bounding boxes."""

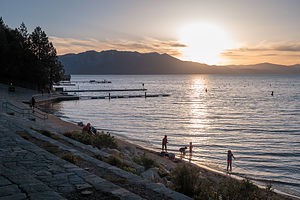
[
  {"left": 0, "top": 117, "right": 144, "bottom": 200},
  {"left": 8, "top": 119, "right": 192, "bottom": 200}
]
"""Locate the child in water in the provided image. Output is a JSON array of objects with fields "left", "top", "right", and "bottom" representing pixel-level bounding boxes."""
[
  {"left": 227, "top": 150, "right": 235, "bottom": 172},
  {"left": 179, "top": 146, "right": 187, "bottom": 155}
]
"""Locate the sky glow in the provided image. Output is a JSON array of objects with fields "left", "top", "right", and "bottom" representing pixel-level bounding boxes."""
[{"left": 1, "top": 0, "right": 300, "bottom": 65}]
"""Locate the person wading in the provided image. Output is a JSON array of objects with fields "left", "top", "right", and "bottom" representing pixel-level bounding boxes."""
[{"left": 162, "top": 135, "right": 168, "bottom": 152}]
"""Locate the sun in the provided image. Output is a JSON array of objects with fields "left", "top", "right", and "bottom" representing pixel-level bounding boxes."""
[{"left": 178, "top": 22, "right": 236, "bottom": 65}]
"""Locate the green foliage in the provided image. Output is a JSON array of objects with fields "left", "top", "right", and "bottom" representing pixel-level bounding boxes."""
[
  {"left": 0, "top": 17, "right": 64, "bottom": 89},
  {"left": 37, "top": 129, "right": 59, "bottom": 140},
  {"left": 93, "top": 132, "right": 118, "bottom": 149},
  {"left": 63, "top": 131, "right": 118, "bottom": 149},
  {"left": 171, "top": 163, "right": 200, "bottom": 196},
  {"left": 133, "top": 153, "right": 156, "bottom": 170},
  {"left": 61, "top": 153, "right": 78, "bottom": 165},
  {"left": 107, "top": 155, "right": 138, "bottom": 175},
  {"left": 171, "top": 164, "right": 279, "bottom": 200},
  {"left": 107, "top": 155, "right": 123, "bottom": 167}
]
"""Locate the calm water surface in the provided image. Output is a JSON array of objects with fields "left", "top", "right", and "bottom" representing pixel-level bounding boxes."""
[{"left": 47, "top": 74, "right": 300, "bottom": 197}]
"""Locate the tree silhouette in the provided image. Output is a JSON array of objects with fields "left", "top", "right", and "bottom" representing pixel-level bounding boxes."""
[{"left": 0, "top": 18, "right": 64, "bottom": 90}]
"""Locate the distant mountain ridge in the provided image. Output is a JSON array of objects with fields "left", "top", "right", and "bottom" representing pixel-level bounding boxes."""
[{"left": 59, "top": 50, "right": 300, "bottom": 74}]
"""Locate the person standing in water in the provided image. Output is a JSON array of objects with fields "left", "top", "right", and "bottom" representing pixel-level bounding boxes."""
[
  {"left": 227, "top": 150, "right": 235, "bottom": 172},
  {"left": 189, "top": 142, "right": 193, "bottom": 153},
  {"left": 162, "top": 135, "right": 168, "bottom": 152}
]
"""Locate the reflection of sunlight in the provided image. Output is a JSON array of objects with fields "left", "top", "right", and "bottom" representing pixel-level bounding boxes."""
[{"left": 188, "top": 77, "right": 207, "bottom": 131}]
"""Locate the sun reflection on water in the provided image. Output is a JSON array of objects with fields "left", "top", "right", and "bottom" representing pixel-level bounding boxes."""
[{"left": 186, "top": 77, "right": 210, "bottom": 147}]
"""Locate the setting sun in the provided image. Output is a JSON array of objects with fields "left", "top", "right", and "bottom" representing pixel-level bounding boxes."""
[{"left": 178, "top": 22, "right": 237, "bottom": 65}]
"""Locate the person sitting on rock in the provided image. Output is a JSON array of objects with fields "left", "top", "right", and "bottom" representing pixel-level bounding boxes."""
[
  {"left": 82, "top": 123, "right": 94, "bottom": 135},
  {"left": 91, "top": 126, "right": 97, "bottom": 135}
]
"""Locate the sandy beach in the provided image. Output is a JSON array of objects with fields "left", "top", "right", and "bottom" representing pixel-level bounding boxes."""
[{"left": 0, "top": 83, "right": 298, "bottom": 200}]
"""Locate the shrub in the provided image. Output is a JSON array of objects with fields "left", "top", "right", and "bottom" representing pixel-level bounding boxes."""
[
  {"left": 133, "top": 153, "right": 156, "bottom": 170},
  {"left": 92, "top": 132, "right": 118, "bottom": 149},
  {"left": 107, "top": 155, "right": 123, "bottom": 167},
  {"left": 171, "top": 163, "right": 199, "bottom": 196},
  {"left": 61, "top": 153, "right": 78, "bottom": 165},
  {"left": 107, "top": 155, "right": 138, "bottom": 175},
  {"left": 63, "top": 131, "right": 118, "bottom": 149},
  {"left": 140, "top": 153, "right": 156, "bottom": 170}
]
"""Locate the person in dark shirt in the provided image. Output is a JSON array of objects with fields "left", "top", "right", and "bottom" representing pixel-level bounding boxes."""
[
  {"left": 227, "top": 150, "right": 235, "bottom": 172},
  {"left": 162, "top": 135, "right": 168, "bottom": 152}
]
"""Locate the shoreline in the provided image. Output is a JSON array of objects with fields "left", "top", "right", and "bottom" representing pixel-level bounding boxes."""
[
  {"left": 44, "top": 109, "right": 300, "bottom": 200},
  {"left": 1, "top": 83, "right": 299, "bottom": 199}
]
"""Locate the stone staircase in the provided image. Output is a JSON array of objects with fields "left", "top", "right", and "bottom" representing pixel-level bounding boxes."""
[{"left": 0, "top": 112, "right": 192, "bottom": 200}]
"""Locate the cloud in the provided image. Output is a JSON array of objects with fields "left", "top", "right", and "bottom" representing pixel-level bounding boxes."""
[
  {"left": 49, "top": 36, "right": 185, "bottom": 57},
  {"left": 220, "top": 41, "right": 300, "bottom": 65}
]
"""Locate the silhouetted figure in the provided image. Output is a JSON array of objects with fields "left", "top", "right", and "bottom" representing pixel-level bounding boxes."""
[
  {"left": 227, "top": 150, "right": 235, "bottom": 172},
  {"left": 179, "top": 146, "right": 187, "bottom": 155},
  {"left": 205, "top": 88, "right": 208, "bottom": 93},
  {"left": 271, "top": 91, "right": 274, "bottom": 96},
  {"left": 189, "top": 142, "right": 193, "bottom": 153},
  {"left": 162, "top": 135, "right": 168, "bottom": 152},
  {"left": 31, "top": 96, "right": 36, "bottom": 113}
]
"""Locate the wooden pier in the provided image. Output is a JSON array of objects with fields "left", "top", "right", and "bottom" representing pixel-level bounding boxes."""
[
  {"left": 64, "top": 88, "right": 147, "bottom": 93},
  {"left": 88, "top": 93, "right": 170, "bottom": 99}
]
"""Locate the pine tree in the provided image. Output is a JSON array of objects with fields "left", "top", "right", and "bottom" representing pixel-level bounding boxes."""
[{"left": 29, "top": 26, "right": 64, "bottom": 89}]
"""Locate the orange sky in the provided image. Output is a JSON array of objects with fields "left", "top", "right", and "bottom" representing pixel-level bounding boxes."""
[{"left": 3, "top": 0, "right": 300, "bottom": 66}]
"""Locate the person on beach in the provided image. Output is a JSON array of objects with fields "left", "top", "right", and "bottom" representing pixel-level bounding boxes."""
[
  {"left": 162, "top": 135, "right": 168, "bottom": 152},
  {"left": 189, "top": 142, "right": 193, "bottom": 153},
  {"left": 179, "top": 146, "right": 187, "bottom": 155},
  {"left": 82, "top": 123, "right": 93, "bottom": 135},
  {"left": 91, "top": 126, "right": 97, "bottom": 135},
  {"left": 31, "top": 96, "right": 36, "bottom": 113},
  {"left": 227, "top": 150, "right": 235, "bottom": 172}
]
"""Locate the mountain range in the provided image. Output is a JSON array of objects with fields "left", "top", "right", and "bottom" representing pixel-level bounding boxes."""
[{"left": 58, "top": 50, "right": 300, "bottom": 75}]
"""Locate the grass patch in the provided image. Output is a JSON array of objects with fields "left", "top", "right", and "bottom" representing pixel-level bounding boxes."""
[
  {"left": 107, "top": 155, "right": 138, "bottom": 175},
  {"left": 133, "top": 153, "right": 156, "bottom": 170},
  {"left": 44, "top": 144, "right": 61, "bottom": 154},
  {"left": 61, "top": 153, "right": 78, "bottom": 165},
  {"left": 32, "top": 128, "right": 60, "bottom": 140},
  {"left": 63, "top": 131, "right": 118, "bottom": 149}
]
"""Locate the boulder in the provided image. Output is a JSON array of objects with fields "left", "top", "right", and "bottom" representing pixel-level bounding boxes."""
[
  {"left": 125, "top": 146, "right": 137, "bottom": 155},
  {"left": 102, "top": 148, "right": 120, "bottom": 155},
  {"left": 141, "top": 167, "right": 161, "bottom": 182}
]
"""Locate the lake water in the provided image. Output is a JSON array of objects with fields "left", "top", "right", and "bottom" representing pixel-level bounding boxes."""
[{"left": 46, "top": 74, "right": 300, "bottom": 197}]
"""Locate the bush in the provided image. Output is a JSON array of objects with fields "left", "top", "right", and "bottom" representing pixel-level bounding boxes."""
[
  {"left": 107, "top": 155, "right": 123, "bottom": 167},
  {"left": 133, "top": 153, "right": 156, "bottom": 170},
  {"left": 93, "top": 132, "right": 118, "bottom": 149},
  {"left": 171, "top": 163, "right": 200, "bottom": 196},
  {"left": 61, "top": 153, "right": 78, "bottom": 165},
  {"left": 107, "top": 155, "right": 138, "bottom": 175},
  {"left": 63, "top": 131, "right": 118, "bottom": 149}
]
